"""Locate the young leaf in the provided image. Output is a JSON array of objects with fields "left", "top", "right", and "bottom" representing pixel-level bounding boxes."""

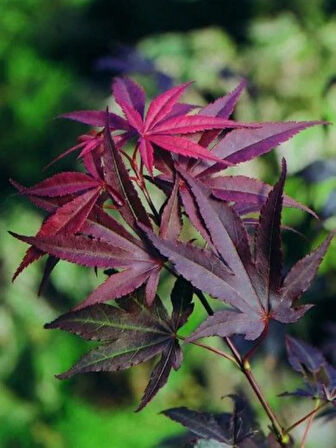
[{"left": 113, "top": 80, "right": 255, "bottom": 174}]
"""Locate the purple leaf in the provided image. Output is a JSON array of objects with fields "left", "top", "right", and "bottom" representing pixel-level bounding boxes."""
[
  {"left": 197, "top": 79, "right": 247, "bottom": 150},
  {"left": 145, "top": 82, "right": 192, "bottom": 130},
  {"left": 149, "top": 135, "right": 230, "bottom": 166},
  {"left": 187, "top": 310, "right": 264, "bottom": 342},
  {"left": 150, "top": 115, "right": 256, "bottom": 135},
  {"left": 112, "top": 77, "right": 145, "bottom": 116},
  {"left": 171, "top": 276, "right": 194, "bottom": 330},
  {"left": 118, "top": 100, "right": 143, "bottom": 132},
  {"left": 11, "top": 187, "right": 102, "bottom": 280},
  {"left": 140, "top": 226, "right": 252, "bottom": 314},
  {"left": 254, "top": 160, "right": 286, "bottom": 306},
  {"left": 201, "top": 121, "right": 324, "bottom": 177},
  {"left": 59, "top": 110, "right": 130, "bottom": 130},
  {"left": 102, "top": 113, "right": 152, "bottom": 231},
  {"left": 178, "top": 168, "right": 258, "bottom": 308},
  {"left": 137, "top": 341, "right": 179, "bottom": 411},
  {"left": 74, "top": 263, "right": 158, "bottom": 310},
  {"left": 206, "top": 175, "right": 318, "bottom": 218},
  {"left": 10, "top": 233, "right": 137, "bottom": 269},
  {"left": 18, "top": 172, "right": 100, "bottom": 198},
  {"left": 285, "top": 336, "right": 326, "bottom": 374},
  {"left": 279, "top": 236, "right": 332, "bottom": 305},
  {"left": 162, "top": 407, "right": 230, "bottom": 443},
  {"left": 179, "top": 184, "right": 213, "bottom": 247},
  {"left": 200, "top": 79, "right": 247, "bottom": 120},
  {"left": 160, "top": 175, "right": 182, "bottom": 241},
  {"left": 145, "top": 268, "right": 161, "bottom": 307}
]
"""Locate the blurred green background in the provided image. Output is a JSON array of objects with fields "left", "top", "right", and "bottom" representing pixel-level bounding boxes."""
[{"left": 1, "top": 1, "right": 336, "bottom": 447}]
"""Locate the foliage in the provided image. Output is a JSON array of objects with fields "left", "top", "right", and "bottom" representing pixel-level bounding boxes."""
[{"left": 9, "top": 76, "right": 334, "bottom": 447}]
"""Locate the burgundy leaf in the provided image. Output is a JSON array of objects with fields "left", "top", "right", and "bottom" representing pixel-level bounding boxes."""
[
  {"left": 10, "top": 233, "right": 137, "bottom": 269},
  {"left": 197, "top": 79, "right": 247, "bottom": 151},
  {"left": 149, "top": 135, "right": 230, "bottom": 166},
  {"left": 254, "top": 160, "right": 286, "bottom": 305},
  {"left": 149, "top": 115, "right": 256, "bottom": 135},
  {"left": 38, "top": 255, "right": 59, "bottom": 296},
  {"left": 12, "top": 246, "right": 44, "bottom": 281},
  {"left": 285, "top": 336, "right": 326, "bottom": 374},
  {"left": 171, "top": 276, "right": 194, "bottom": 330},
  {"left": 160, "top": 175, "right": 182, "bottom": 241},
  {"left": 145, "top": 268, "right": 161, "bottom": 307},
  {"left": 137, "top": 341, "right": 178, "bottom": 411},
  {"left": 59, "top": 110, "right": 130, "bottom": 130},
  {"left": 162, "top": 407, "right": 230, "bottom": 443},
  {"left": 206, "top": 175, "right": 317, "bottom": 218},
  {"left": 35, "top": 187, "right": 102, "bottom": 236},
  {"left": 179, "top": 184, "right": 213, "bottom": 247},
  {"left": 140, "top": 226, "right": 252, "bottom": 314},
  {"left": 187, "top": 310, "right": 264, "bottom": 342},
  {"left": 201, "top": 121, "right": 324, "bottom": 177},
  {"left": 179, "top": 168, "right": 258, "bottom": 308},
  {"left": 279, "top": 235, "right": 332, "bottom": 305},
  {"left": 20, "top": 172, "right": 100, "bottom": 197},
  {"left": 113, "top": 77, "right": 145, "bottom": 116},
  {"left": 101, "top": 113, "right": 152, "bottom": 230},
  {"left": 74, "top": 264, "right": 157, "bottom": 310},
  {"left": 83, "top": 206, "right": 142, "bottom": 250},
  {"left": 11, "top": 187, "right": 102, "bottom": 279},
  {"left": 145, "top": 82, "right": 192, "bottom": 130}
]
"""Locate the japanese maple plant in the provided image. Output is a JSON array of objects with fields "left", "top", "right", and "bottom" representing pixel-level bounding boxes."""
[{"left": 10, "top": 78, "right": 335, "bottom": 447}]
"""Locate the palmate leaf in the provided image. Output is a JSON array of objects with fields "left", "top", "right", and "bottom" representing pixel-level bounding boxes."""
[
  {"left": 142, "top": 160, "right": 331, "bottom": 342},
  {"left": 154, "top": 109, "right": 322, "bottom": 220},
  {"left": 11, "top": 186, "right": 103, "bottom": 280},
  {"left": 113, "top": 80, "right": 255, "bottom": 174},
  {"left": 281, "top": 336, "right": 336, "bottom": 406},
  {"left": 162, "top": 395, "right": 267, "bottom": 447},
  {"left": 11, "top": 209, "right": 163, "bottom": 309},
  {"left": 11, "top": 162, "right": 162, "bottom": 306},
  {"left": 46, "top": 282, "right": 193, "bottom": 410}
]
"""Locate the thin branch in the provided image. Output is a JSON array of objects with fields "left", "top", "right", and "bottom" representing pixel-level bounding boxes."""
[
  {"left": 178, "top": 335, "right": 239, "bottom": 367},
  {"left": 300, "top": 400, "right": 320, "bottom": 448},
  {"left": 193, "top": 290, "right": 286, "bottom": 444},
  {"left": 286, "top": 401, "right": 328, "bottom": 434}
]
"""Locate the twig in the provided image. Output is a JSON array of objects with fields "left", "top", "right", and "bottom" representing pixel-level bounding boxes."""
[
  {"left": 300, "top": 400, "right": 320, "bottom": 448},
  {"left": 286, "top": 401, "right": 328, "bottom": 434}
]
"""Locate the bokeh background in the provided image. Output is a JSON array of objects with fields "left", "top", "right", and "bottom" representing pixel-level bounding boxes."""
[{"left": 1, "top": 1, "right": 336, "bottom": 447}]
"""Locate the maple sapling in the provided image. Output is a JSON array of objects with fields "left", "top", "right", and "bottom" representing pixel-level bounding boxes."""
[{"left": 10, "top": 77, "right": 334, "bottom": 447}]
